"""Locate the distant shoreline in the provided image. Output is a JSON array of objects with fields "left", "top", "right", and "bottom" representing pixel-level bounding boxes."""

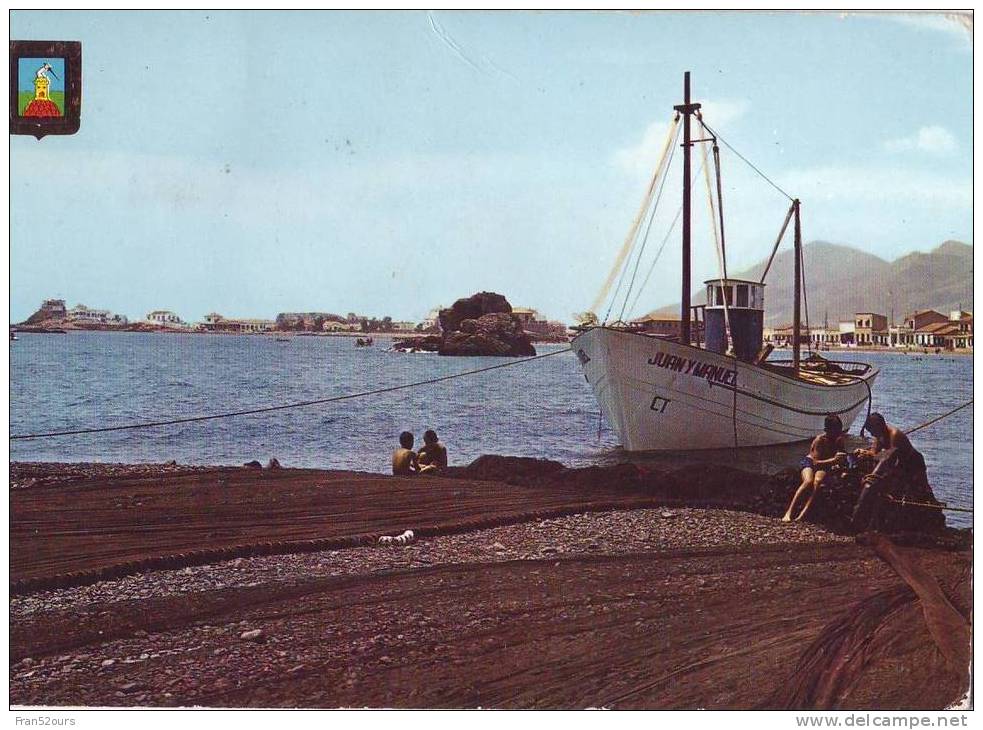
[
  {"left": 769, "top": 345, "right": 973, "bottom": 356},
  {"left": 9, "top": 327, "right": 569, "bottom": 344},
  {"left": 9, "top": 326, "right": 971, "bottom": 352}
]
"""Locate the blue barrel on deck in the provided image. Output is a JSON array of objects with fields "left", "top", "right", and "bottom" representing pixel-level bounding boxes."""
[{"left": 704, "top": 279, "right": 766, "bottom": 363}]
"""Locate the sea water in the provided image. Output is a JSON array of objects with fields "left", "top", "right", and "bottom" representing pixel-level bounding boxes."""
[{"left": 9, "top": 332, "right": 973, "bottom": 527}]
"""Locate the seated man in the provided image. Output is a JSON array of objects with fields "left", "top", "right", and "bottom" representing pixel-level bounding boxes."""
[
  {"left": 782, "top": 413, "right": 848, "bottom": 522},
  {"left": 417, "top": 429, "right": 448, "bottom": 473},
  {"left": 392, "top": 431, "right": 420, "bottom": 477},
  {"left": 851, "top": 412, "right": 928, "bottom": 530}
]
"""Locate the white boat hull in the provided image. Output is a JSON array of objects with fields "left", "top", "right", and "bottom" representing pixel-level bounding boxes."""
[{"left": 572, "top": 327, "right": 878, "bottom": 451}]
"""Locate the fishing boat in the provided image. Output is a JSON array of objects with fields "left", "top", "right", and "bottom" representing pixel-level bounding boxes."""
[{"left": 572, "top": 73, "right": 877, "bottom": 451}]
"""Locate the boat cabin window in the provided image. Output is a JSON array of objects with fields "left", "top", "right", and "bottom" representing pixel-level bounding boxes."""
[
  {"left": 713, "top": 286, "right": 733, "bottom": 306},
  {"left": 736, "top": 284, "right": 749, "bottom": 308}
]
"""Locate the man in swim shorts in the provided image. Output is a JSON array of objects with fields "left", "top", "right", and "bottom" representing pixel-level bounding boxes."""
[{"left": 782, "top": 413, "right": 848, "bottom": 522}]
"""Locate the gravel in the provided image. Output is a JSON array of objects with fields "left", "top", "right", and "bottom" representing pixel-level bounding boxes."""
[
  {"left": 11, "top": 507, "right": 848, "bottom": 619},
  {"left": 10, "top": 462, "right": 215, "bottom": 490}
]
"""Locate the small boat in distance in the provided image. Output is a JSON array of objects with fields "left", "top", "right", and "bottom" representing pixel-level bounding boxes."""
[
  {"left": 572, "top": 73, "right": 877, "bottom": 451},
  {"left": 355, "top": 337, "right": 374, "bottom": 347}
]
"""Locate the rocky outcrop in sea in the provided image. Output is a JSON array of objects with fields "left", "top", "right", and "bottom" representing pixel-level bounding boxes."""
[{"left": 393, "top": 292, "right": 536, "bottom": 357}]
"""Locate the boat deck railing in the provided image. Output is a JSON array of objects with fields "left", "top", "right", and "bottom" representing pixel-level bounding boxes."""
[{"left": 767, "top": 358, "right": 874, "bottom": 377}]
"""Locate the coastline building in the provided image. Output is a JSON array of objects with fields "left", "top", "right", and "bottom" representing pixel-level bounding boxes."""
[
  {"left": 914, "top": 321, "right": 960, "bottom": 348},
  {"left": 38, "top": 299, "right": 67, "bottom": 320},
  {"left": 854, "top": 312, "right": 888, "bottom": 346},
  {"left": 322, "top": 320, "right": 360, "bottom": 332},
  {"left": 67, "top": 304, "right": 128, "bottom": 326},
  {"left": 631, "top": 314, "right": 684, "bottom": 338},
  {"left": 809, "top": 325, "right": 841, "bottom": 348},
  {"left": 392, "top": 321, "right": 417, "bottom": 332},
  {"left": 837, "top": 321, "right": 855, "bottom": 346},
  {"left": 419, "top": 307, "right": 443, "bottom": 332},
  {"left": 512, "top": 307, "right": 569, "bottom": 339},
  {"left": 949, "top": 311, "right": 973, "bottom": 349},
  {"left": 145, "top": 310, "right": 188, "bottom": 328},
  {"left": 765, "top": 324, "right": 811, "bottom": 347},
  {"left": 906, "top": 309, "right": 949, "bottom": 331},
  {"left": 511, "top": 307, "right": 542, "bottom": 327},
  {"left": 201, "top": 313, "right": 274, "bottom": 333},
  {"left": 276, "top": 312, "right": 345, "bottom": 331},
  {"left": 887, "top": 323, "right": 914, "bottom": 348}
]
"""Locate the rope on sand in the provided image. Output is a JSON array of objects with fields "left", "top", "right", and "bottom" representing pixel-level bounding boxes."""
[{"left": 10, "top": 348, "right": 572, "bottom": 440}]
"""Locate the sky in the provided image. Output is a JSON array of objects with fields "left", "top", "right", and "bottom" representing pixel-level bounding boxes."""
[{"left": 9, "top": 10, "right": 973, "bottom": 324}]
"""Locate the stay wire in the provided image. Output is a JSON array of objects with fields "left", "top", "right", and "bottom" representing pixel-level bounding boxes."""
[
  {"left": 800, "top": 231, "right": 812, "bottom": 354},
  {"left": 700, "top": 121, "right": 793, "bottom": 202},
  {"left": 627, "top": 206, "right": 681, "bottom": 318},
  {"left": 601, "top": 115, "right": 680, "bottom": 323},
  {"left": 618, "top": 126, "right": 679, "bottom": 322},
  {"left": 625, "top": 154, "right": 708, "bottom": 320},
  {"left": 10, "top": 348, "right": 573, "bottom": 440}
]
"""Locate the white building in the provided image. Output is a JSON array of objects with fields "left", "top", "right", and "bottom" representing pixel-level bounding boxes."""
[
  {"left": 809, "top": 326, "right": 840, "bottom": 347},
  {"left": 146, "top": 310, "right": 187, "bottom": 327},
  {"left": 67, "top": 304, "right": 127, "bottom": 325},
  {"left": 838, "top": 321, "right": 855, "bottom": 346},
  {"left": 419, "top": 307, "right": 443, "bottom": 332},
  {"left": 322, "top": 320, "right": 360, "bottom": 332},
  {"left": 201, "top": 313, "right": 275, "bottom": 333}
]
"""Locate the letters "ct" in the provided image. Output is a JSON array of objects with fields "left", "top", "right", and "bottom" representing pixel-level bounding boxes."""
[{"left": 650, "top": 396, "right": 671, "bottom": 413}]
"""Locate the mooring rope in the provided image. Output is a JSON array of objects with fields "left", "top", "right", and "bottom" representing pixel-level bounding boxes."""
[
  {"left": 10, "top": 348, "right": 573, "bottom": 440},
  {"left": 883, "top": 494, "right": 973, "bottom": 514},
  {"left": 907, "top": 399, "right": 972, "bottom": 435}
]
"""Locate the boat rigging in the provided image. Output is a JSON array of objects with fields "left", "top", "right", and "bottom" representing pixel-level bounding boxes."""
[{"left": 573, "top": 72, "right": 878, "bottom": 451}]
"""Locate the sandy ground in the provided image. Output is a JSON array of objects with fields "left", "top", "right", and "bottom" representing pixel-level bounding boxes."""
[{"left": 9, "top": 463, "right": 972, "bottom": 709}]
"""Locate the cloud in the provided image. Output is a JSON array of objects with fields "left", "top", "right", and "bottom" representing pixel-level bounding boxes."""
[
  {"left": 779, "top": 164, "right": 970, "bottom": 208},
  {"left": 613, "top": 98, "right": 750, "bottom": 177},
  {"left": 698, "top": 99, "right": 751, "bottom": 129},
  {"left": 883, "top": 125, "right": 958, "bottom": 154}
]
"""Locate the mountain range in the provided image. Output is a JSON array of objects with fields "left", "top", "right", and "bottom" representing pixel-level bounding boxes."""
[{"left": 645, "top": 240, "right": 973, "bottom": 327}]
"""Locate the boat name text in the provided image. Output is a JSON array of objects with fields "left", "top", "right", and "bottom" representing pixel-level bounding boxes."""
[{"left": 647, "top": 352, "right": 738, "bottom": 386}]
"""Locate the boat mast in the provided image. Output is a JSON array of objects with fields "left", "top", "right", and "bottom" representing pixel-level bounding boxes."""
[
  {"left": 792, "top": 198, "right": 802, "bottom": 373},
  {"left": 675, "top": 72, "right": 700, "bottom": 345}
]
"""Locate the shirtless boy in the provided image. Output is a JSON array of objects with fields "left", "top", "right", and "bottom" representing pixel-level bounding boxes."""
[
  {"left": 782, "top": 413, "right": 848, "bottom": 522},
  {"left": 392, "top": 431, "right": 419, "bottom": 476}
]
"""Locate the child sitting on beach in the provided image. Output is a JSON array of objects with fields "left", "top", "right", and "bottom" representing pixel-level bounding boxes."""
[
  {"left": 392, "top": 431, "right": 420, "bottom": 476},
  {"left": 417, "top": 429, "right": 448, "bottom": 473},
  {"left": 782, "top": 414, "right": 848, "bottom": 522}
]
